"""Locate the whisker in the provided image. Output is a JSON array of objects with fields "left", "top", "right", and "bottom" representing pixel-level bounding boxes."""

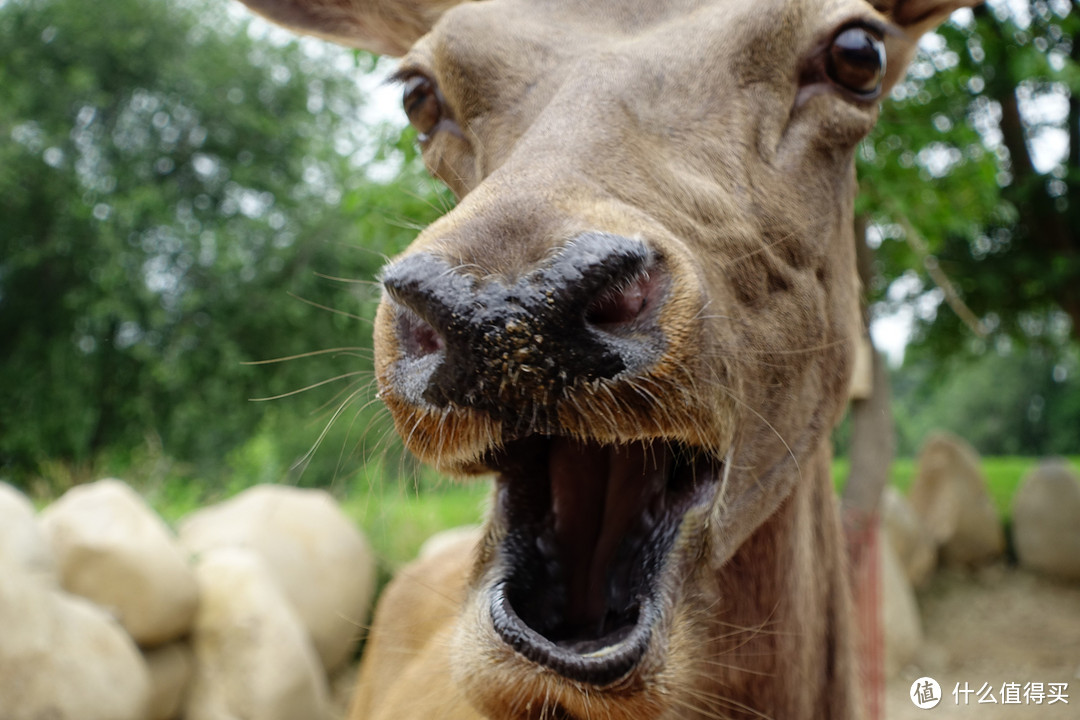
[
  {"left": 287, "top": 291, "right": 372, "bottom": 324},
  {"left": 292, "top": 385, "right": 369, "bottom": 472},
  {"left": 243, "top": 346, "right": 371, "bottom": 365},
  {"left": 249, "top": 371, "right": 368, "bottom": 402},
  {"left": 716, "top": 384, "right": 801, "bottom": 483}
]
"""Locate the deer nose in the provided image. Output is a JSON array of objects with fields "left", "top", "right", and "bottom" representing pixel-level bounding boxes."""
[{"left": 380, "top": 232, "right": 668, "bottom": 417}]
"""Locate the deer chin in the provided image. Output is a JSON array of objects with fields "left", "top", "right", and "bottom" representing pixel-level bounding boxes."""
[{"left": 461, "top": 436, "right": 721, "bottom": 696}]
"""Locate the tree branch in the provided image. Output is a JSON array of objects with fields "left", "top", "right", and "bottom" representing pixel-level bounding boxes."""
[
  {"left": 894, "top": 215, "right": 989, "bottom": 338},
  {"left": 1069, "top": 19, "right": 1079, "bottom": 179}
]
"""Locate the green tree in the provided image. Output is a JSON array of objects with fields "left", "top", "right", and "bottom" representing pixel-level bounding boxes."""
[
  {"left": 892, "top": 344, "right": 1080, "bottom": 455},
  {"left": 0, "top": 0, "right": 443, "bottom": 485},
  {"left": 858, "top": 1, "right": 1079, "bottom": 357}
]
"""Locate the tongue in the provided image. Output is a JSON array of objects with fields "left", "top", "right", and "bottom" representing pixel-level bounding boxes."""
[{"left": 549, "top": 439, "right": 670, "bottom": 636}]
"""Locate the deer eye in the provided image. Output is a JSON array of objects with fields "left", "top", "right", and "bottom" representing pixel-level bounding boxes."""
[
  {"left": 826, "top": 26, "right": 886, "bottom": 97},
  {"left": 402, "top": 75, "right": 443, "bottom": 138}
]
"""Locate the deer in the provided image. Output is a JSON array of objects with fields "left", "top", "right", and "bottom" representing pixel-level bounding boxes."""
[{"left": 230, "top": 0, "right": 978, "bottom": 717}]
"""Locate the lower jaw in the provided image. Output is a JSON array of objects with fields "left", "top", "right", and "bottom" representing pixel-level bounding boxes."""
[
  {"left": 471, "top": 435, "right": 721, "bottom": 696},
  {"left": 488, "top": 579, "right": 659, "bottom": 686}
]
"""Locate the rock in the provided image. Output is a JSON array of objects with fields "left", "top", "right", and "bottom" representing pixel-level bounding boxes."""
[
  {"left": 328, "top": 661, "right": 360, "bottom": 720},
  {"left": 0, "top": 558, "right": 151, "bottom": 720},
  {"left": 179, "top": 484, "right": 376, "bottom": 671},
  {"left": 144, "top": 641, "right": 194, "bottom": 720},
  {"left": 909, "top": 432, "right": 1004, "bottom": 566},
  {"left": 40, "top": 478, "right": 199, "bottom": 646},
  {"left": 0, "top": 482, "right": 56, "bottom": 584},
  {"left": 1012, "top": 460, "right": 1080, "bottom": 581},
  {"left": 881, "top": 486, "right": 936, "bottom": 588},
  {"left": 881, "top": 527, "right": 923, "bottom": 678},
  {"left": 186, "top": 547, "right": 331, "bottom": 720}
]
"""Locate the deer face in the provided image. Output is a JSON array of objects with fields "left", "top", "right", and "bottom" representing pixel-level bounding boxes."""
[
  {"left": 233, "top": 0, "right": 976, "bottom": 716},
  {"left": 375, "top": 3, "right": 875, "bottom": 711}
]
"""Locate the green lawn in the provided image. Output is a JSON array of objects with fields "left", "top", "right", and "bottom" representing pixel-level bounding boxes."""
[
  {"left": 342, "top": 480, "right": 490, "bottom": 575},
  {"left": 833, "top": 455, "right": 1080, "bottom": 520},
  {"left": 346, "top": 455, "right": 1080, "bottom": 573}
]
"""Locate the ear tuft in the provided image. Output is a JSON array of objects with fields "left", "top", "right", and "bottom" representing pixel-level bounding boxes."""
[
  {"left": 879, "top": 0, "right": 982, "bottom": 36},
  {"left": 236, "top": 0, "right": 467, "bottom": 56},
  {"left": 877, "top": 0, "right": 982, "bottom": 93}
]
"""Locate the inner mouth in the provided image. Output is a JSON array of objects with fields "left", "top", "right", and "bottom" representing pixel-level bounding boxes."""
[{"left": 484, "top": 436, "right": 719, "bottom": 686}]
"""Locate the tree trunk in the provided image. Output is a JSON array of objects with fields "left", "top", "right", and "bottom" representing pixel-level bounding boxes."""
[
  {"left": 841, "top": 216, "right": 897, "bottom": 720},
  {"left": 842, "top": 351, "right": 895, "bottom": 519},
  {"left": 842, "top": 214, "right": 896, "bottom": 521}
]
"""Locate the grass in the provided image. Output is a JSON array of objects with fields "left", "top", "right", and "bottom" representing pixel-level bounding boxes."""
[
  {"left": 342, "top": 480, "right": 490, "bottom": 574},
  {"left": 21, "top": 452, "right": 1079, "bottom": 580},
  {"left": 347, "top": 455, "right": 1080, "bottom": 573},
  {"left": 833, "top": 455, "right": 1080, "bottom": 520}
]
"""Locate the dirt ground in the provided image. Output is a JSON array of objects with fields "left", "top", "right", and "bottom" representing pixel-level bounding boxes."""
[{"left": 884, "top": 564, "right": 1080, "bottom": 719}]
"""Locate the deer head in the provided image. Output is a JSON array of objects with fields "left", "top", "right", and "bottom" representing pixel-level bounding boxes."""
[{"left": 232, "top": 0, "right": 978, "bottom": 717}]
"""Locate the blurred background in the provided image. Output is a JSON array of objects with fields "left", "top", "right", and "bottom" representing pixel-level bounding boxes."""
[
  {"left": 0, "top": 0, "right": 1078, "bottom": 715},
  {"left": 3, "top": 0, "right": 1076, "bottom": 561},
  {"left": 1, "top": 0, "right": 467, "bottom": 563}
]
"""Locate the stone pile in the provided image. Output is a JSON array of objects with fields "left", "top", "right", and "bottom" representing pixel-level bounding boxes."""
[
  {"left": 875, "top": 435, "right": 1080, "bottom": 681},
  {"left": 877, "top": 432, "right": 1008, "bottom": 679},
  {"left": 0, "top": 480, "right": 376, "bottom": 720}
]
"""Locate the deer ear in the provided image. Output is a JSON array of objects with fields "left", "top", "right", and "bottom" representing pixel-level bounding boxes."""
[
  {"left": 886, "top": 0, "right": 981, "bottom": 36},
  {"left": 235, "top": 0, "right": 468, "bottom": 56},
  {"left": 879, "top": 0, "right": 982, "bottom": 91}
]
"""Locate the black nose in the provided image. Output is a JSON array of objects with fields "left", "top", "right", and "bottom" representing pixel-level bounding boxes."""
[{"left": 380, "top": 233, "right": 667, "bottom": 422}]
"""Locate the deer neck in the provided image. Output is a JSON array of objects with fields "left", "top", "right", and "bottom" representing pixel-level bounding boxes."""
[{"left": 695, "top": 441, "right": 860, "bottom": 720}]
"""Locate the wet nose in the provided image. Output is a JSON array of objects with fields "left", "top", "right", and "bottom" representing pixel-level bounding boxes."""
[{"left": 380, "top": 232, "right": 667, "bottom": 418}]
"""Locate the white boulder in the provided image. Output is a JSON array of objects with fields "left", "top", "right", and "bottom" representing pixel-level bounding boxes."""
[
  {"left": 1012, "top": 460, "right": 1080, "bottom": 581},
  {"left": 881, "top": 486, "right": 936, "bottom": 588},
  {"left": 881, "top": 528, "right": 923, "bottom": 678},
  {"left": 0, "top": 558, "right": 150, "bottom": 720},
  {"left": 179, "top": 484, "right": 376, "bottom": 671},
  {"left": 40, "top": 478, "right": 199, "bottom": 646},
  {"left": 186, "top": 547, "right": 331, "bottom": 720},
  {"left": 0, "top": 482, "right": 56, "bottom": 584}
]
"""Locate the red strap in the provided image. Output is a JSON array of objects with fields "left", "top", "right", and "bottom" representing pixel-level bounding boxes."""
[{"left": 844, "top": 508, "right": 883, "bottom": 720}]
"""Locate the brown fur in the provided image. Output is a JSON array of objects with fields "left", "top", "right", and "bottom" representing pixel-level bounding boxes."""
[{"left": 229, "top": 0, "right": 980, "bottom": 717}]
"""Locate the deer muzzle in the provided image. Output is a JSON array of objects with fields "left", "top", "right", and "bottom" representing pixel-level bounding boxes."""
[{"left": 380, "top": 232, "right": 669, "bottom": 428}]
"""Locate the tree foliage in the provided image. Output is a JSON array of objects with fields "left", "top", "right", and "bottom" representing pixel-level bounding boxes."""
[
  {"left": 859, "top": 0, "right": 1079, "bottom": 360},
  {"left": 0, "top": 0, "right": 444, "bottom": 485},
  {"left": 892, "top": 343, "right": 1080, "bottom": 455}
]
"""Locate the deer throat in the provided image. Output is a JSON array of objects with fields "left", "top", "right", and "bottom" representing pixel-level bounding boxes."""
[{"left": 485, "top": 436, "right": 720, "bottom": 685}]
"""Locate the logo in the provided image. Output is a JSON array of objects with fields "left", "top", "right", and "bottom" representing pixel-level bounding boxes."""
[{"left": 911, "top": 677, "right": 942, "bottom": 709}]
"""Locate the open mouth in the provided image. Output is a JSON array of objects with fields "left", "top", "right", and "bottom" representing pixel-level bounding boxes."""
[{"left": 483, "top": 436, "right": 720, "bottom": 686}]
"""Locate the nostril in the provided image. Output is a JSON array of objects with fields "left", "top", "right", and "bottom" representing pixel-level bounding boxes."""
[
  {"left": 585, "top": 272, "right": 661, "bottom": 328},
  {"left": 381, "top": 253, "right": 465, "bottom": 360},
  {"left": 398, "top": 308, "right": 445, "bottom": 358}
]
